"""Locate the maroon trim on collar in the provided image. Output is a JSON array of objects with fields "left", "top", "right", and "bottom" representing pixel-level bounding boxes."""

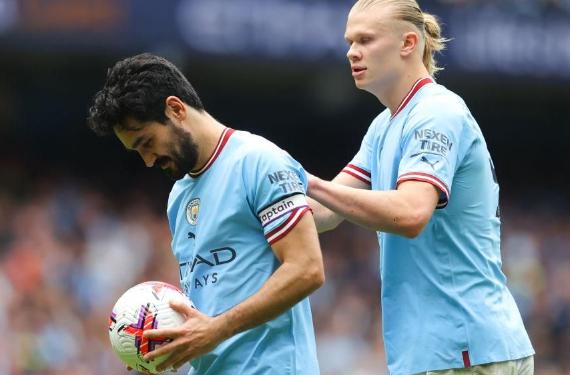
[
  {"left": 189, "top": 128, "right": 235, "bottom": 178},
  {"left": 390, "top": 77, "right": 434, "bottom": 120}
]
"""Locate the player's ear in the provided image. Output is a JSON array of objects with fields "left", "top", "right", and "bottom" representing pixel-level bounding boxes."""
[
  {"left": 165, "top": 96, "right": 187, "bottom": 121},
  {"left": 401, "top": 31, "right": 419, "bottom": 57}
]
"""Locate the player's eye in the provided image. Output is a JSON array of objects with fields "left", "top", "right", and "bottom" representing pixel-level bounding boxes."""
[
  {"left": 360, "top": 36, "right": 372, "bottom": 44},
  {"left": 143, "top": 138, "right": 153, "bottom": 149}
]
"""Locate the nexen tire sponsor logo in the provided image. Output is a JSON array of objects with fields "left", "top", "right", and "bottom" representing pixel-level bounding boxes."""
[
  {"left": 258, "top": 194, "right": 307, "bottom": 226},
  {"left": 414, "top": 128, "right": 453, "bottom": 157}
]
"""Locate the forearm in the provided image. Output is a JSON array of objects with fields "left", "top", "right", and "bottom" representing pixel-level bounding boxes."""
[
  {"left": 306, "top": 170, "right": 371, "bottom": 233},
  {"left": 214, "top": 259, "right": 323, "bottom": 341},
  {"left": 309, "top": 176, "right": 433, "bottom": 237},
  {"left": 213, "top": 214, "right": 324, "bottom": 340},
  {"left": 307, "top": 196, "right": 343, "bottom": 233}
]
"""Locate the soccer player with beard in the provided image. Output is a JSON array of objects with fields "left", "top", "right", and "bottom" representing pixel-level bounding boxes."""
[
  {"left": 306, "top": 0, "right": 534, "bottom": 374},
  {"left": 87, "top": 53, "right": 324, "bottom": 374}
]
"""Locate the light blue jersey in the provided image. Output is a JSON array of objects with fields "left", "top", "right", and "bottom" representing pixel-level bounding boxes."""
[
  {"left": 167, "top": 128, "right": 319, "bottom": 375},
  {"left": 344, "top": 78, "right": 534, "bottom": 374}
]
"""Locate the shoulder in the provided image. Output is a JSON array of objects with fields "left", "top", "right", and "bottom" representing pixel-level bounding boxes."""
[
  {"left": 404, "top": 84, "right": 472, "bottom": 133},
  {"left": 371, "top": 108, "right": 391, "bottom": 128},
  {"left": 231, "top": 131, "right": 306, "bottom": 196},
  {"left": 413, "top": 84, "right": 468, "bottom": 119},
  {"left": 231, "top": 130, "right": 294, "bottom": 164},
  {"left": 361, "top": 109, "right": 390, "bottom": 140},
  {"left": 374, "top": 108, "right": 391, "bottom": 122}
]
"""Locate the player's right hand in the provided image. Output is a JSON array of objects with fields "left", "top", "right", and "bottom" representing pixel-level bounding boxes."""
[{"left": 142, "top": 299, "right": 224, "bottom": 371}]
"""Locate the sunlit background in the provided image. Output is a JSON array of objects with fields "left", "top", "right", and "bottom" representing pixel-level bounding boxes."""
[{"left": 1, "top": 1, "right": 569, "bottom": 374}]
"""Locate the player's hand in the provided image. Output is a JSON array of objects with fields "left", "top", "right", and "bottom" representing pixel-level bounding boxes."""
[{"left": 142, "top": 300, "right": 226, "bottom": 372}]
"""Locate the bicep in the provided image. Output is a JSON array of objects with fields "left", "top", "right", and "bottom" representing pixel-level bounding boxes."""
[
  {"left": 270, "top": 212, "right": 322, "bottom": 264},
  {"left": 397, "top": 180, "right": 439, "bottom": 221}
]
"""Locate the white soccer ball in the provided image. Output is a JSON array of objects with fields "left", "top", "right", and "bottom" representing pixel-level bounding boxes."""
[{"left": 108, "top": 281, "right": 190, "bottom": 374}]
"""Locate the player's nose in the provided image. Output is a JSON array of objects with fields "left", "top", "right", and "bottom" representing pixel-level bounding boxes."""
[
  {"left": 139, "top": 151, "right": 157, "bottom": 168},
  {"left": 346, "top": 45, "right": 361, "bottom": 62}
]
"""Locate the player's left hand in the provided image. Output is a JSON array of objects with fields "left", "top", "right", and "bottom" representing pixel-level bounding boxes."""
[{"left": 142, "top": 299, "right": 226, "bottom": 372}]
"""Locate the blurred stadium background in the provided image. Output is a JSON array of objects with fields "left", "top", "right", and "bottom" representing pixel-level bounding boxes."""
[{"left": 1, "top": 0, "right": 569, "bottom": 374}]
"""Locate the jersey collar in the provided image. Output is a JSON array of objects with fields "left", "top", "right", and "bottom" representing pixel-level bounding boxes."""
[
  {"left": 189, "top": 127, "right": 235, "bottom": 178},
  {"left": 390, "top": 77, "right": 434, "bottom": 120}
]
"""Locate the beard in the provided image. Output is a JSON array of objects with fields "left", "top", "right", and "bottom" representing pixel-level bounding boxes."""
[{"left": 158, "top": 124, "right": 199, "bottom": 180}]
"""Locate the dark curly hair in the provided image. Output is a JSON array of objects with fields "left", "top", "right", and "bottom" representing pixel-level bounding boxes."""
[{"left": 87, "top": 53, "right": 204, "bottom": 135}]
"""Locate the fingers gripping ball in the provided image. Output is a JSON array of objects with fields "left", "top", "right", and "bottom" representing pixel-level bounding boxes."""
[{"left": 108, "top": 281, "right": 192, "bottom": 374}]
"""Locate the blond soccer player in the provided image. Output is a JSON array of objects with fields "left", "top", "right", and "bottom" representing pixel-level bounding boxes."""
[{"left": 307, "top": 1, "right": 535, "bottom": 374}]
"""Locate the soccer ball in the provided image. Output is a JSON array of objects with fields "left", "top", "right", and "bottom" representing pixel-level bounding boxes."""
[{"left": 108, "top": 281, "right": 191, "bottom": 374}]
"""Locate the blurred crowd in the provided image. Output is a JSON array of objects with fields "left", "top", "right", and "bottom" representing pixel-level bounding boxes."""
[{"left": 1, "top": 171, "right": 569, "bottom": 375}]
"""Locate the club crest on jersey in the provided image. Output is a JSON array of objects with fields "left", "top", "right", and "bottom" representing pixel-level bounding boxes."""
[{"left": 186, "top": 198, "right": 200, "bottom": 225}]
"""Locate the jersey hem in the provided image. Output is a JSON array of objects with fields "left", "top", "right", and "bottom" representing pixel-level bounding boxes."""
[
  {"left": 342, "top": 163, "right": 371, "bottom": 184},
  {"left": 266, "top": 206, "right": 311, "bottom": 245},
  {"left": 396, "top": 351, "right": 535, "bottom": 375},
  {"left": 397, "top": 172, "right": 449, "bottom": 208}
]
